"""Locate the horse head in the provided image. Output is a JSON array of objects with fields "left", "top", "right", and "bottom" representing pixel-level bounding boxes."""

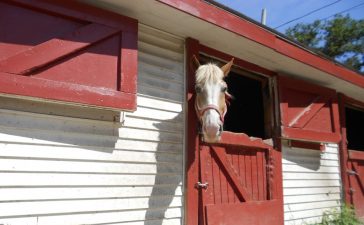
[{"left": 192, "top": 55, "right": 234, "bottom": 143}]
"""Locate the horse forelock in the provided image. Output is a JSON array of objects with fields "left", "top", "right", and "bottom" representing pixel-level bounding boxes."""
[{"left": 195, "top": 63, "right": 224, "bottom": 86}]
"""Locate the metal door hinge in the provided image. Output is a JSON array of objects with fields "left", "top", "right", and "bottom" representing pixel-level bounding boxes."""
[{"left": 195, "top": 182, "right": 208, "bottom": 190}]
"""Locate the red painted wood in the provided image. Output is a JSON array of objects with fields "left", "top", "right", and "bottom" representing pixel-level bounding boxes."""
[
  {"left": 279, "top": 76, "right": 341, "bottom": 143},
  {"left": 119, "top": 26, "right": 138, "bottom": 94},
  {"left": 217, "top": 132, "right": 274, "bottom": 150},
  {"left": 33, "top": 35, "right": 121, "bottom": 90},
  {"left": 289, "top": 140, "right": 325, "bottom": 151},
  {"left": 0, "top": 72, "right": 136, "bottom": 110},
  {"left": 244, "top": 151, "right": 253, "bottom": 199},
  {"left": 289, "top": 95, "right": 331, "bottom": 128},
  {"left": 158, "top": 0, "right": 364, "bottom": 89},
  {"left": 351, "top": 162, "right": 364, "bottom": 217},
  {"left": 282, "top": 128, "right": 341, "bottom": 143},
  {"left": 338, "top": 94, "right": 351, "bottom": 205},
  {"left": 205, "top": 200, "right": 282, "bottom": 225},
  {"left": 0, "top": 1, "right": 138, "bottom": 111},
  {"left": 10, "top": 0, "right": 137, "bottom": 30},
  {"left": 339, "top": 94, "right": 364, "bottom": 217},
  {"left": 0, "top": 23, "right": 119, "bottom": 75},
  {"left": 212, "top": 151, "right": 222, "bottom": 204},
  {"left": 212, "top": 146, "right": 252, "bottom": 202},
  {"left": 185, "top": 38, "right": 200, "bottom": 225},
  {"left": 256, "top": 151, "right": 264, "bottom": 200},
  {"left": 349, "top": 151, "right": 364, "bottom": 161}
]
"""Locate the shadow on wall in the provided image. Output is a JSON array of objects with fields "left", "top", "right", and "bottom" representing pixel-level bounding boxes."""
[
  {"left": 0, "top": 96, "right": 184, "bottom": 225},
  {"left": 284, "top": 143, "right": 321, "bottom": 171},
  {"left": 144, "top": 112, "right": 184, "bottom": 225},
  {"left": 0, "top": 97, "right": 120, "bottom": 150}
]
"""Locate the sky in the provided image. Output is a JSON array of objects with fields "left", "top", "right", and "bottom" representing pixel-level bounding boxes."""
[{"left": 215, "top": 0, "right": 364, "bottom": 33}]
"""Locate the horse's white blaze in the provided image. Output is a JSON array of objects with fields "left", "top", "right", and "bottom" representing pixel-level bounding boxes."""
[{"left": 201, "top": 82, "right": 223, "bottom": 142}]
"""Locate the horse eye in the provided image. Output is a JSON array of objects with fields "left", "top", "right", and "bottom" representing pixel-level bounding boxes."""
[
  {"left": 221, "top": 86, "right": 227, "bottom": 92},
  {"left": 195, "top": 86, "right": 202, "bottom": 93}
]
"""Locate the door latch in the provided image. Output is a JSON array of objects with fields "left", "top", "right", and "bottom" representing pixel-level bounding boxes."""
[
  {"left": 349, "top": 188, "right": 356, "bottom": 194},
  {"left": 347, "top": 170, "right": 358, "bottom": 176},
  {"left": 195, "top": 181, "right": 208, "bottom": 190}
]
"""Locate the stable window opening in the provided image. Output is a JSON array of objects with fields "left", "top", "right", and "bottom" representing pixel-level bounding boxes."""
[
  {"left": 200, "top": 55, "right": 274, "bottom": 140},
  {"left": 346, "top": 106, "right": 364, "bottom": 151}
]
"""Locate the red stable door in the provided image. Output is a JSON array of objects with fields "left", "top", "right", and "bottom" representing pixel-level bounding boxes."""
[
  {"left": 198, "top": 133, "right": 283, "bottom": 225},
  {"left": 185, "top": 38, "right": 283, "bottom": 225},
  {"left": 340, "top": 96, "right": 364, "bottom": 219}
]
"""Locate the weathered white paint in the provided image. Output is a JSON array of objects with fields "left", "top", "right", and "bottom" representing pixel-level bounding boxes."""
[
  {"left": 0, "top": 24, "right": 185, "bottom": 225},
  {"left": 283, "top": 142, "right": 342, "bottom": 225}
]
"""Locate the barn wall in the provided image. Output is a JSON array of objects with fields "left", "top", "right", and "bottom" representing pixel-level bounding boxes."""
[
  {"left": 0, "top": 24, "right": 185, "bottom": 225},
  {"left": 282, "top": 142, "right": 342, "bottom": 225}
]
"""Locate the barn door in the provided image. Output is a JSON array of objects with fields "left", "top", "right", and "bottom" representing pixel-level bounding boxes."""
[
  {"left": 340, "top": 99, "right": 364, "bottom": 219},
  {"left": 186, "top": 39, "right": 283, "bottom": 225},
  {"left": 198, "top": 133, "right": 283, "bottom": 225},
  {"left": 347, "top": 152, "right": 364, "bottom": 218}
]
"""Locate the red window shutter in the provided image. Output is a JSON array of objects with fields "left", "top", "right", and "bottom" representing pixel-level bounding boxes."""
[
  {"left": 278, "top": 76, "right": 341, "bottom": 143},
  {"left": 0, "top": 1, "right": 137, "bottom": 111}
]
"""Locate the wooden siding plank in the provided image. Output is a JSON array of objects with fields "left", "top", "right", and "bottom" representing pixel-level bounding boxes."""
[
  {"left": 35, "top": 209, "right": 182, "bottom": 225},
  {"left": 0, "top": 173, "right": 182, "bottom": 186},
  {"left": 0, "top": 197, "right": 182, "bottom": 217},
  {"left": 284, "top": 194, "right": 341, "bottom": 204},
  {"left": 284, "top": 207, "right": 340, "bottom": 220},
  {"left": 283, "top": 173, "right": 340, "bottom": 180},
  {"left": 284, "top": 200, "right": 340, "bottom": 212},
  {"left": 0, "top": 140, "right": 182, "bottom": 154},
  {"left": 0, "top": 186, "right": 183, "bottom": 201},
  {"left": 283, "top": 187, "right": 341, "bottom": 196},
  {"left": 283, "top": 179, "right": 341, "bottom": 188},
  {"left": 0, "top": 145, "right": 182, "bottom": 163},
  {"left": 0, "top": 158, "right": 182, "bottom": 174}
]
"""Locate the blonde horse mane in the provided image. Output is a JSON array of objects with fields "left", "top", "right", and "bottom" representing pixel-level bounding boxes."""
[{"left": 195, "top": 63, "right": 224, "bottom": 86}]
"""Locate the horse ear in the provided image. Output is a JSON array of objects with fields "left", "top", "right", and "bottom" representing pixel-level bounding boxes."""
[
  {"left": 191, "top": 54, "right": 201, "bottom": 71},
  {"left": 221, "top": 58, "right": 234, "bottom": 77}
]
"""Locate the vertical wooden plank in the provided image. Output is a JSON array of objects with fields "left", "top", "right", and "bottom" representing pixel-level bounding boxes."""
[
  {"left": 256, "top": 151, "right": 264, "bottom": 200},
  {"left": 239, "top": 150, "right": 246, "bottom": 190},
  {"left": 119, "top": 26, "right": 138, "bottom": 94},
  {"left": 200, "top": 146, "right": 214, "bottom": 206},
  {"left": 219, "top": 158, "right": 229, "bottom": 204},
  {"left": 245, "top": 153, "right": 252, "bottom": 197},
  {"left": 185, "top": 37, "right": 200, "bottom": 225},
  {"left": 338, "top": 94, "right": 351, "bottom": 204},
  {"left": 262, "top": 151, "right": 267, "bottom": 200},
  {"left": 251, "top": 152, "right": 259, "bottom": 200},
  {"left": 232, "top": 150, "right": 240, "bottom": 203},
  {"left": 212, "top": 150, "right": 222, "bottom": 205},
  {"left": 227, "top": 151, "right": 235, "bottom": 203}
]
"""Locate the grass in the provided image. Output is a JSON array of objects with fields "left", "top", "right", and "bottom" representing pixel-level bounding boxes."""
[{"left": 309, "top": 205, "right": 363, "bottom": 225}]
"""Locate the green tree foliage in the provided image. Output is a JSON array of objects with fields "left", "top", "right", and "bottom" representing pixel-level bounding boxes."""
[{"left": 285, "top": 15, "right": 364, "bottom": 72}]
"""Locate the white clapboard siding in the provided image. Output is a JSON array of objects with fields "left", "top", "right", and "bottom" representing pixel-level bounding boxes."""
[
  {"left": 0, "top": 24, "right": 185, "bottom": 225},
  {"left": 282, "top": 143, "right": 342, "bottom": 225}
]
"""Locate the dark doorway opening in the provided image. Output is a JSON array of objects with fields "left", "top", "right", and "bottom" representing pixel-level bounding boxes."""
[
  {"left": 224, "top": 71, "right": 266, "bottom": 138},
  {"left": 346, "top": 106, "right": 364, "bottom": 151}
]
